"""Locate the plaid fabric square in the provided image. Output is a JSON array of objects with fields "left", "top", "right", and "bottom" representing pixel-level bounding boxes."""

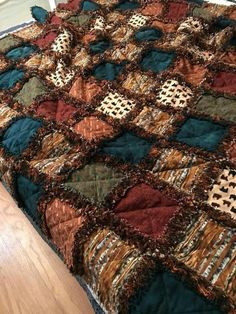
[
  {"left": 111, "top": 43, "right": 142, "bottom": 61},
  {"left": 0, "top": 103, "right": 20, "bottom": 129},
  {"left": 156, "top": 79, "right": 193, "bottom": 108},
  {"left": 175, "top": 213, "right": 236, "bottom": 302},
  {"left": 133, "top": 106, "right": 174, "bottom": 135},
  {"left": 97, "top": 92, "right": 136, "bottom": 119},
  {"left": 122, "top": 72, "right": 155, "bottom": 94},
  {"left": 207, "top": 169, "right": 236, "bottom": 219},
  {"left": 128, "top": 14, "right": 149, "bottom": 28},
  {"left": 151, "top": 148, "right": 208, "bottom": 193}
]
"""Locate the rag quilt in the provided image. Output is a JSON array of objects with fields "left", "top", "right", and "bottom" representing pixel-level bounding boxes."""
[{"left": 0, "top": 0, "right": 236, "bottom": 313}]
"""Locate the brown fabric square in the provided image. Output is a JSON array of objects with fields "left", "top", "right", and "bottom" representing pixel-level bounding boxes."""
[
  {"left": 73, "top": 116, "right": 113, "bottom": 141},
  {"left": 173, "top": 58, "right": 207, "bottom": 85},
  {"left": 218, "top": 51, "right": 236, "bottom": 68},
  {"left": 166, "top": 2, "right": 189, "bottom": 22},
  {"left": 141, "top": 3, "right": 163, "bottom": 16},
  {"left": 45, "top": 198, "right": 85, "bottom": 268},
  {"left": 210, "top": 71, "right": 236, "bottom": 95},
  {"left": 36, "top": 100, "right": 78, "bottom": 122},
  {"left": 69, "top": 77, "right": 102, "bottom": 103},
  {"left": 151, "top": 20, "right": 176, "bottom": 33},
  {"left": 114, "top": 183, "right": 179, "bottom": 239}
]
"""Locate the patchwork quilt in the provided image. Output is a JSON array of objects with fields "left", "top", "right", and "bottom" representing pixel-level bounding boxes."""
[{"left": 0, "top": 0, "right": 236, "bottom": 313}]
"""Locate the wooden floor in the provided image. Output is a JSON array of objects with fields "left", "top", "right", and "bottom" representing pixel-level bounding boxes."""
[{"left": 0, "top": 183, "right": 94, "bottom": 314}]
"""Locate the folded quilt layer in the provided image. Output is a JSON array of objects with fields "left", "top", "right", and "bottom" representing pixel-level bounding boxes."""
[{"left": 0, "top": 0, "right": 236, "bottom": 313}]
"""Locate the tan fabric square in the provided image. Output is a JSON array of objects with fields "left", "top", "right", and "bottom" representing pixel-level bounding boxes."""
[
  {"left": 69, "top": 77, "right": 102, "bottom": 103},
  {"left": 97, "top": 92, "right": 136, "bottom": 119},
  {"left": 73, "top": 48, "right": 91, "bottom": 68},
  {"left": 128, "top": 14, "right": 149, "bottom": 28},
  {"left": 157, "top": 79, "right": 193, "bottom": 108},
  {"left": 111, "top": 26, "right": 134, "bottom": 42},
  {"left": 14, "top": 24, "right": 43, "bottom": 40},
  {"left": 122, "top": 72, "right": 155, "bottom": 94},
  {"left": 207, "top": 169, "right": 236, "bottom": 219},
  {"left": 133, "top": 106, "right": 174, "bottom": 135},
  {"left": 25, "top": 53, "right": 54, "bottom": 71},
  {"left": 141, "top": 3, "right": 163, "bottom": 16},
  {"left": 111, "top": 43, "right": 142, "bottom": 61},
  {"left": 0, "top": 103, "right": 20, "bottom": 129},
  {"left": 173, "top": 58, "right": 207, "bottom": 85},
  {"left": 74, "top": 116, "right": 113, "bottom": 141},
  {"left": 0, "top": 57, "right": 8, "bottom": 71}
]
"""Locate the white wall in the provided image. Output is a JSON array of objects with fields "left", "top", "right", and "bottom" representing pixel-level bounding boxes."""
[{"left": 0, "top": 0, "right": 66, "bottom": 32}]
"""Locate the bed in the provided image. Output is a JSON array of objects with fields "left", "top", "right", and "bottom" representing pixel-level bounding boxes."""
[{"left": 0, "top": 0, "right": 235, "bottom": 313}]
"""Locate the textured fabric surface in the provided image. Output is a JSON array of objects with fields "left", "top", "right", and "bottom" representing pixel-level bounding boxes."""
[{"left": 0, "top": 1, "right": 236, "bottom": 313}]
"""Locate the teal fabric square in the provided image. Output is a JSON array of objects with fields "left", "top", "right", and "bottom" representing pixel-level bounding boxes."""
[
  {"left": 0, "top": 68, "right": 25, "bottom": 90},
  {"left": 101, "top": 132, "right": 153, "bottom": 164},
  {"left": 93, "top": 62, "right": 124, "bottom": 81},
  {"left": 31, "top": 6, "right": 48, "bottom": 24},
  {"left": 16, "top": 175, "right": 43, "bottom": 224},
  {"left": 174, "top": 118, "right": 227, "bottom": 151},
  {"left": 129, "top": 271, "right": 222, "bottom": 314},
  {"left": 115, "top": 1, "right": 140, "bottom": 10},
  {"left": 2, "top": 118, "right": 43, "bottom": 156},
  {"left": 141, "top": 49, "right": 175, "bottom": 73},
  {"left": 90, "top": 40, "right": 112, "bottom": 54},
  {"left": 6, "top": 45, "right": 37, "bottom": 61},
  {"left": 135, "top": 28, "right": 163, "bottom": 42},
  {"left": 81, "top": 0, "right": 100, "bottom": 11}
]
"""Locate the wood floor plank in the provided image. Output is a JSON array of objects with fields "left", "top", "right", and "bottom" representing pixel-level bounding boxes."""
[{"left": 0, "top": 183, "right": 94, "bottom": 314}]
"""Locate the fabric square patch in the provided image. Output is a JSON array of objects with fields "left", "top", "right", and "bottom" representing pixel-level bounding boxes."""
[
  {"left": 175, "top": 214, "right": 236, "bottom": 302},
  {"left": 0, "top": 103, "right": 20, "bottom": 129},
  {"left": 114, "top": 183, "right": 179, "bottom": 238},
  {"left": 207, "top": 169, "right": 236, "bottom": 219},
  {"left": 156, "top": 79, "right": 193, "bottom": 108},
  {"left": 174, "top": 118, "right": 227, "bottom": 152},
  {"left": 93, "top": 62, "right": 124, "bottom": 81},
  {"left": 1, "top": 118, "right": 43, "bottom": 156},
  {"left": 36, "top": 99, "right": 78, "bottom": 122},
  {"left": 111, "top": 26, "right": 134, "bottom": 43},
  {"left": 141, "top": 3, "right": 163, "bottom": 16},
  {"left": 166, "top": 2, "right": 189, "bottom": 22},
  {"left": 14, "top": 77, "right": 47, "bottom": 106},
  {"left": 151, "top": 148, "right": 208, "bottom": 193},
  {"left": 195, "top": 94, "right": 236, "bottom": 123},
  {"left": 122, "top": 72, "right": 155, "bottom": 94},
  {"left": 82, "top": 228, "right": 152, "bottom": 314},
  {"left": 0, "top": 35, "right": 21, "bottom": 53},
  {"left": 64, "top": 163, "right": 125, "bottom": 203},
  {"left": 128, "top": 13, "right": 149, "bottom": 28},
  {"left": 141, "top": 49, "right": 175, "bottom": 74},
  {"left": 73, "top": 116, "right": 114, "bottom": 141},
  {"left": 34, "top": 31, "right": 58, "bottom": 49},
  {"left": 97, "top": 92, "right": 136, "bottom": 119},
  {"left": 0, "top": 68, "right": 25, "bottom": 90},
  {"left": 177, "top": 17, "right": 204, "bottom": 34},
  {"left": 24, "top": 53, "right": 54, "bottom": 71},
  {"left": 14, "top": 24, "right": 42, "bottom": 40},
  {"left": 69, "top": 77, "right": 102, "bottom": 103},
  {"left": 46, "top": 59, "right": 75, "bottom": 88},
  {"left": 5, "top": 45, "right": 37, "bottom": 61},
  {"left": 45, "top": 198, "right": 85, "bottom": 268},
  {"left": 210, "top": 71, "right": 236, "bottom": 95},
  {"left": 15, "top": 174, "right": 43, "bottom": 224},
  {"left": 73, "top": 48, "right": 91, "bottom": 68},
  {"left": 173, "top": 58, "right": 207, "bottom": 85},
  {"left": 133, "top": 106, "right": 175, "bottom": 136},
  {"left": 51, "top": 29, "right": 73, "bottom": 55},
  {"left": 101, "top": 132, "right": 153, "bottom": 164},
  {"left": 134, "top": 27, "right": 163, "bottom": 42},
  {"left": 111, "top": 43, "right": 142, "bottom": 62}
]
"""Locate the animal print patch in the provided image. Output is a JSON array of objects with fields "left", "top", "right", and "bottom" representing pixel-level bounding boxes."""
[
  {"left": 51, "top": 29, "right": 73, "bottom": 55},
  {"left": 46, "top": 59, "right": 75, "bottom": 87},
  {"left": 207, "top": 169, "right": 236, "bottom": 219},
  {"left": 156, "top": 79, "right": 193, "bottom": 108}
]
